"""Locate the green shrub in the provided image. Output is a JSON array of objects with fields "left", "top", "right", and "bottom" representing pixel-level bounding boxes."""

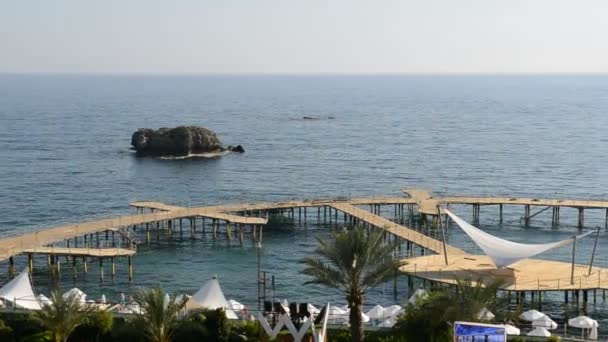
[{"left": 0, "top": 312, "right": 45, "bottom": 340}]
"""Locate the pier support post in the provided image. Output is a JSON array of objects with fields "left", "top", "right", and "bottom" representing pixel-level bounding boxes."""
[
  {"left": 524, "top": 205, "right": 530, "bottom": 226},
  {"left": 8, "top": 257, "right": 14, "bottom": 278},
  {"left": 99, "top": 258, "right": 104, "bottom": 282},
  {"left": 111, "top": 257, "right": 116, "bottom": 278},
  {"left": 212, "top": 219, "right": 217, "bottom": 240},
  {"left": 72, "top": 257, "right": 77, "bottom": 280},
  {"left": 226, "top": 222, "right": 231, "bottom": 240},
  {"left": 128, "top": 256, "right": 133, "bottom": 281},
  {"left": 146, "top": 223, "right": 150, "bottom": 243},
  {"left": 28, "top": 254, "right": 33, "bottom": 274},
  {"left": 239, "top": 224, "right": 244, "bottom": 246},
  {"left": 83, "top": 257, "right": 88, "bottom": 275},
  {"left": 578, "top": 208, "right": 584, "bottom": 228},
  {"left": 499, "top": 204, "right": 503, "bottom": 223}
]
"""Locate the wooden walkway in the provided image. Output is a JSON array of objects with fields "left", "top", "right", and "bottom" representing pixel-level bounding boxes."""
[
  {"left": 0, "top": 208, "right": 266, "bottom": 262},
  {"left": 22, "top": 247, "right": 135, "bottom": 258},
  {"left": 329, "top": 202, "right": 463, "bottom": 255}
]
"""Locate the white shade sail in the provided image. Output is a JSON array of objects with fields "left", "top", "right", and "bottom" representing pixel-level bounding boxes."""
[
  {"left": 384, "top": 304, "right": 403, "bottom": 317},
  {"left": 378, "top": 318, "right": 396, "bottom": 328},
  {"left": 445, "top": 209, "right": 594, "bottom": 268},
  {"left": 520, "top": 309, "right": 546, "bottom": 322},
  {"left": 0, "top": 270, "right": 41, "bottom": 310}
]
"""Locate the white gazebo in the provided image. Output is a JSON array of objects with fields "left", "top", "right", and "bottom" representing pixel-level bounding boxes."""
[
  {"left": 0, "top": 270, "right": 41, "bottom": 310},
  {"left": 184, "top": 276, "right": 237, "bottom": 319}
]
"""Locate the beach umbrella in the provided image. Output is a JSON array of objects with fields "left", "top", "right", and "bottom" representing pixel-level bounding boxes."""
[
  {"left": 366, "top": 305, "right": 385, "bottom": 319},
  {"left": 502, "top": 324, "right": 520, "bottom": 335},
  {"left": 477, "top": 307, "right": 495, "bottom": 321},
  {"left": 407, "top": 288, "right": 428, "bottom": 304},
  {"left": 378, "top": 318, "right": 396, "bottom": 328},
  {"left": 361, "top": 312, "right": 370, "bottom": 323},
  {"left": 100, "top": 294, "right": 106, "bottom": 304},
  {"left": 163, "top": 293, "right": 170, "bottom": 310},
  {"left": 307, "top": 303, "right": 320, "bottom": 315},
  {"left": 568, "top": 316, "right": 599, "bottom": 340},
  {"left": 226, "top": 299, "right": 245, "bottom": 311},
  {"left": 527, "top": 327, "right": 551, "bottom": 337},
  {"left": 532, "top": 316, "right": 557, "bottom": 330},
  {"left": 62, "top": 288, "right": 86, "bottom": 304},
  {"left": 37, "top": 294, "right": 52, "bottom": 306},
  {"left": 384, "top": 304, "right": 403, "bottom": 317},
  {"left": 519, "top": 309, "right": 546, "bottom": 322}
]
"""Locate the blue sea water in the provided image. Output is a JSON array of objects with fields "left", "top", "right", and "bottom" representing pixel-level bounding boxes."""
[{"left": 1, "top": 74, "right": 608, "bottom": 325}]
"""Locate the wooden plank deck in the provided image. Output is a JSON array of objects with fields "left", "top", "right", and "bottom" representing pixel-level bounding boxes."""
[
  {"left": 22, "top": 247, "right": 135, "bottom": 257},
  {"left": 400, "top": 253, "right": 608, "bottom": 291},
  {"left": 329, "top": 202, "right": 463, "bottom": 255}
]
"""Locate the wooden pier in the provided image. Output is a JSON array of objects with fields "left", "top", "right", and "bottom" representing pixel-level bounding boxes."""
[{"left": 3, "top": 188, "right": 608, "bottom": 302}]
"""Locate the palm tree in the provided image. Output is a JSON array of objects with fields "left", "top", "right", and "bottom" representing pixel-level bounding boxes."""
[
  {"left": 394, "top": 277, "right": 505, "bottom": 342},
  {"left": 35, "top": 289, "right": 95, "bottom": 342},
  {"left": 132, "top": 286, "right": 186, "bottom": 342},
  {"left": 300, "top": 226, "right": 402, "bottom": 342}
]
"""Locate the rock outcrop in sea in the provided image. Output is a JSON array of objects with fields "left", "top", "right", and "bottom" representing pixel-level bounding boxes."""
[{"left": 131, "top": 126, "right": 244, "bottom": 157}]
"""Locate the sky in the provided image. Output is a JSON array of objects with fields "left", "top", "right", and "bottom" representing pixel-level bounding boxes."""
[{"left": 1, "top": 0, "right": 607, "bottom": 74}]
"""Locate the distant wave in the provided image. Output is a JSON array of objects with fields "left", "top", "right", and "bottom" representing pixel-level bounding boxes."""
[{"left": 157, "top": 151, "right": 230, "bottom": 160}]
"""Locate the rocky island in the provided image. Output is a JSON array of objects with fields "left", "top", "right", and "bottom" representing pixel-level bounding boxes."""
[{"left": 131, "top": 126, "right": 244, "bottom": 157}]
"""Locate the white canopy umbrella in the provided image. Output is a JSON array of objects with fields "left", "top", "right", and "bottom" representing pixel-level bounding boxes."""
[
  {"left": 63, "top": 288, "right": 86, "bottom": 304},
  {"left": 378, "top": 318, "right": 396, "bottom": 328},
  {"left": 568, "top": 316, "right": 599, "bottom": 341},
  {"left": 100, "top": 294, "right": 107, "bottom": 304},
  {"left": 502, "top": 324, "right": 520, "bottom": 335},
  {"left": 185, "top": 276, "right": 237, "bottom": 319},
  {"left": 226, "top": 299, "right": 245, "bottom": 311},
  {"left": 408, "top": 288, "right": 428, "bottom": 304},
  {"left": 527, "top": 327, "right": 551, "bottom": 337},
  {"left": 366, "top": 305, "right": 385, "bottom": 319},
  {"left": 532, "top": 316, "right": 558, "bottom": 330},
  {"left": 384, "top": 304, "right": 403, "bottom": 317},
  {"left": 519, "top": 309, "right": 546, "bottom": 322},
  {"left": 477, "top": 307, "right": 495, "bottom": 321},
  {"left": 0, "top": 270, "right": 41, "bottom": 310}
]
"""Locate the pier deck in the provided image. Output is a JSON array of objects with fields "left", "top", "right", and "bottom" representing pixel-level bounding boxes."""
[{"left": 400, "top": 253, "right": 608, "bottom": 291}]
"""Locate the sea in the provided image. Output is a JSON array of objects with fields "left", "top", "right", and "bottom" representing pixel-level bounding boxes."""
[{"left": 1, "top": 74, "right": 608, "bottom": 329}]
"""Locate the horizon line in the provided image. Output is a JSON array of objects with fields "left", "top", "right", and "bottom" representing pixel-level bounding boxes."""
[{"left": 1, "top": 71, "right": 608, "bottom": 77}]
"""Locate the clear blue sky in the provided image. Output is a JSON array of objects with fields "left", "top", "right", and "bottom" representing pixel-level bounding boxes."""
[{"left": 1, "top": 0, "right": 607, "bottom": 74}]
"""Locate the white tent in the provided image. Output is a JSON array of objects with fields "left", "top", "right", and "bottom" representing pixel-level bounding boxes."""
[
  {"left": 185, "top": 277, "right": 237, "bottom": 319},
  {"left": 384, "top": 304, "right": 403, "bottom": 317},
  {"left": 328, "top": 306, "right": 348, "bottom": 320},
  {"left": 519, "top": 309, "right": 546, "bottom": 322},
  {"left": 527, "top": 327, "right": 551, "bottom": 337},
  {"left": 0, "top": 270, "right": 41, "bottom": 310},
  {"left": 361, "top": 312, "right": 370, "bottom": 323},
  {"left": 532, "top": 316, "right": 557, "bottom": 330},
  {"left": 477, "top": 307, "right": 495, "bottom": 321},
  {"left": 378, "top": 318, "right": 396, "bottom": 328},
  {"left": 502, "top": 324, "right": 520, "bottom": 335},
  {"left": 445, "top": 209, "right": 594, "bottom": 268},
  {"left": 366, "top": 305, "right": 385, "bottom": 319},
  {"left": 100, "top": 294, "right": 106, "bottom": 304},
  {"left": 408, "top": 288, "right": 428, "bottom": 304},
  {"left": 568, "top": 316, "right": 599, "bottom": 340},
  {"left": 63, "top": 288, "right": 86, "bottom": 304}
]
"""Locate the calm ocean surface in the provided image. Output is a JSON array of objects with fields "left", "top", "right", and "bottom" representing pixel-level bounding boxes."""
[{"left": 1, "top": 74, "right": 608, "bottom": 324}]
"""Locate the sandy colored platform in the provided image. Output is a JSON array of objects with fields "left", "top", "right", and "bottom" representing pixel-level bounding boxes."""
[
  {"left": 22, "top": 247, "right": 135, "bottom": 257},
  {"left": 400, "top": 253, "right": 608, "bottom": 291}
]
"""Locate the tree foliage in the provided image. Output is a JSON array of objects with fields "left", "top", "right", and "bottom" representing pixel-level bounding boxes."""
[
  {"left": 132, "top": 286, "right": 186, "bottom": 342},
  {"left": 34, "top": 289, "right": 96, "bottom": 342},
  {"left": 300, "top": 226, "right": 403, "bottom": 342}
]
